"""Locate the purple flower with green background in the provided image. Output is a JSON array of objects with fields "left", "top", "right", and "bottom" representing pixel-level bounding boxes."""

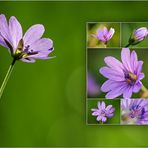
[
  {"left": 91, "top": 101, "right": 115, "bottom": 124},
  {"left": 0, "top": 14, "right": 55, "bottom": 99},
  {"left": 100, "top": 48, "right": 145, "bottom": 99},
  {"left": 121, "top": 99, "right": 148, "bottom": 125},
  {"left": 126, "top": 27, "right": 148, "bottom": 47},
  {"left": 87, "top": 23, "right": 120, "bottom": 48}
]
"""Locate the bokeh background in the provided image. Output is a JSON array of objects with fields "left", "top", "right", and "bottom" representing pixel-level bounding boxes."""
[
  {"left": 87, "top": 48, "right": 148, "bottom": 98},
  {"left": 121, "top": 23, "right": 148, "bottom": 47},
  {"left": 0, "top": 1, "right": 148, "bottom": 147},
  {"left": 88, "top": 99, "right": 120, "bottom": 124},
  {"left": 87, "top": 23, "right": 120, "bottom": 48}
]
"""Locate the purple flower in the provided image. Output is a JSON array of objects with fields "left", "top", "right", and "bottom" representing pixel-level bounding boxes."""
[
  {"left": 128, "top": 27, "right": 148, "bottom": 46},
  {"left": 93, "top": 26, "right": 115, "bottom": 44},
  {"left": 87, "top": 72, "right": 100, "bottom": 97},
  {"left": 0, "top": 14, "right": 54, "bottom": 63},
  {"left": 100, "top": 48, "right": 144, "bottom": 99},
  {"left": 121, "top": 99, "right": 148, "bottom": 125},
  {"left": 91, "top": 101, "right": 115, "bottom": 123}
]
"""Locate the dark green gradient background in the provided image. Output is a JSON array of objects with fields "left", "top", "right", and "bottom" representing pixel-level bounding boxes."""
[{"left": 0, "top": 1, "right": 147, "bottom": 147}]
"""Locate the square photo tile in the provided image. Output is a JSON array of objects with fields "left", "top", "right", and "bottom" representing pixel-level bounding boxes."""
[
  {"left": 87, "top": 22, "right": 120, "bottom": 48},
  {"left": 87, "top": 99, "right": 120, "bottom": 125},
  {"left": 121, "top": 99, "right": 148, "bottom": 125},
  {"left": 121, "top": 23, "right": 148, "bottom": 48},
  {"left": 87, "top": 48, "right": 148, "bottom": 99}
]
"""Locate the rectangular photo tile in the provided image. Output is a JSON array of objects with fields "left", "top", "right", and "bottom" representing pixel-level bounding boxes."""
[
  {"left": 120, "top": 99, "right": 148, "bottom": 125},
  {"left": 121, "top": 22, "right": 148, "bottom": 48},
  {"left": 87, "top": 22, "right": 120, "bottom": 48},
  {"left": 87, "top": 48, "right": 148, "bottom": 99},
  {"left": 87, "top": 99, "right": 120, "bottom": 125}
]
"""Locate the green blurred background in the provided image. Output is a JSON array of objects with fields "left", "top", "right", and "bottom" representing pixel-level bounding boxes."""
[
  {"left": 122, "top": 23, "right": 148, "bottom": 47},
  {"left": 0, "top": 1, "right": 148, "bottom": 147},
  {"left": 88, "top": 99, "right": 120, "bottom": 124},
  {"left": 87, "top": 23, "right": 120, "bottom": 48}
]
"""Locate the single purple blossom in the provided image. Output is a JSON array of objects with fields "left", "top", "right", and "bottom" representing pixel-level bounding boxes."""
[
  {"left": 0, "top": 14, "right": 54, "bottom": 63},
  {"left": 132, "top": 27, "right": 148, "bottom": 41},
  {"left": 93, "top": 26, "right": 115, "bottom": 44},
  {"left": 87, "top": 72, "right": 100, "bottom": 97},
  {"left": 100, "top": 48, "right": 144, "bottom": 99},
  {"left": 91, "top": 101, "right": 115, "bottom": 123},
  {"left": 127, "top": 27, "right": 148, "bottom": 47},
  {"left": 121, "top": 99, "right": 148, "bottom": 125}
]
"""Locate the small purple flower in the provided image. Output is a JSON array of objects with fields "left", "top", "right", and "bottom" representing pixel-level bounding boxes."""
[
  {"left": 121, "top": 99, "right": 148, "bottom": 125},
  {"left": 0, "top": 14, "right": 54, "bottom": 63},
  {"left": 93, "top": 26, "right": 115, "bottom": 44},
  {"left": 91, "top": 101, "right": 115, "bottom": 123},
  {"left": 100, "top": 48, "right": 144, "bottom": 99},
  {"left": 128, "top": 27, "right": 148, "bottom": 46},
  {"left": 87, "top": 72, "right": 100, "bottom": 97}
]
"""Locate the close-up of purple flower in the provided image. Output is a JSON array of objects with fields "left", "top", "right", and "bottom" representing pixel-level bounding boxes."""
[
  {"left": 100, "top": 48, "right": 144, "bottom": 99},
  {"left": 121, "top": 99, "right": 148, "bottom": 125},
  {"left": 0, "top": 14, "right": 54, "bottom": 63},
  {"left": 91, "top": 101, "right": 115, "bottom": 123},
  {"left": 126, "top": 27, "right": 148, "bottom": 47},
  {"left": 93, "top": 26, "right": 115, "bottom": 44}
]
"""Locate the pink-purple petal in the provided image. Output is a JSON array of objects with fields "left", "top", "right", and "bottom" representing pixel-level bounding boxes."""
[
  {"left": 133, "top": 82, "right": 142, "bottom": 93},
  {"left": 105, "top": 84, "right": 127, "bottom": 99},
  {"left": 123, "top": 86, "right": 133, "bottom": 99},
  {"left": 9, "top": 16, "right": 23, "bottom": 51},
  {"left": 0, "top": 14, "right": 10, "bottom": 42},
  {"left": 102, "top": 117, "right": 107, "bottom": 122},
  {"left": 23, "top": 24, "right": 45, "bottom": 45},
  {"left": 99, "top": 67, "right": 125, "bottom": 81},
  {"left": 121, "top": 48, "right": 133, "bottom": 72},
  {"left": 104, "top": 56, "right": 124, "bottom": 73}
]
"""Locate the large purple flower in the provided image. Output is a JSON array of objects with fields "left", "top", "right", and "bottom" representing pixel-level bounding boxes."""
[
  {"left": 100, "top": 48, "right": 144, "bottom": 99},
  {"left": 121, "top": 99, "right": 148, "bottom": 125},
  {"left": 0, "top": 14, "right": 54, "bottom": 63},
  {"left": 91, "top": 101, "right": 115, "bottom": 123},
  {"left": 93, "top": 26, "right": 115, "bottom": 44}
]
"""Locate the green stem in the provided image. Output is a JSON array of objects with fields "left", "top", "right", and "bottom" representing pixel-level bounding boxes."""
[
  {"left": 140, "top": 84, "right": 148, "bottom": 98},
  {"left": 141, "top": 85, "right": 148, "bottom": 92},
  {"left": 125, "top": 43, "right": 130, "bottom": 47},
  {"left": 0, "top": 59, "right": 16, "bottom": 99},
  {"left": 103, "top": 42, "right": 107, "bottom": 48}
]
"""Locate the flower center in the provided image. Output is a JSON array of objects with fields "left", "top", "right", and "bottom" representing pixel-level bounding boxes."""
[
  {"left": 125, "top": 72, "right": 138, "bottom": 85},
  {"left": 14, "top": 39, "right": 38, "bottom": 60},
  {"left": 129, "top": 105, "right": 145, "bottom": 120},
  {"left": 101, "top": 110, "right": 106, "bottom": 116}
]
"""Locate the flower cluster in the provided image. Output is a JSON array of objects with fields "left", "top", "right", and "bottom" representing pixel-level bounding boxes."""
[
  {"left": 91, "top": 101, "right": 115, "bottom": 123},
  {"left": 121, "top": 99, "right": 148, "bottom": 125},
  {"left": 100, "top": 48, "right": 144, "bottom": 99},
  {"left": 0, "top": 14, "right": 54, "bottom": 63}
]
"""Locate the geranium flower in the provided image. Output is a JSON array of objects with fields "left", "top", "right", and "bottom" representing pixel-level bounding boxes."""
[
  {"left": 121, "top": 99, "right": 148, "bottom": 125},
  {"left": 0, "top": 14, "right": 54, "bottom": 63},
  {"left": 91, "top": 101, "right": 115, "bottom": 123},
  {"left": 93, "top": 26, "right": 115, "bottom": 44},
  {"left": 100, "top": 48, "right": 144, "bottom": 99}
]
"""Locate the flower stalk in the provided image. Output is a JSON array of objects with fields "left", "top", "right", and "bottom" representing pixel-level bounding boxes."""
[
  {"left": 0, "top": 59, "right": 16, "bottom": 99},
  {"left": 140, "top": 84, "right": 148, "bottom": 98}
]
